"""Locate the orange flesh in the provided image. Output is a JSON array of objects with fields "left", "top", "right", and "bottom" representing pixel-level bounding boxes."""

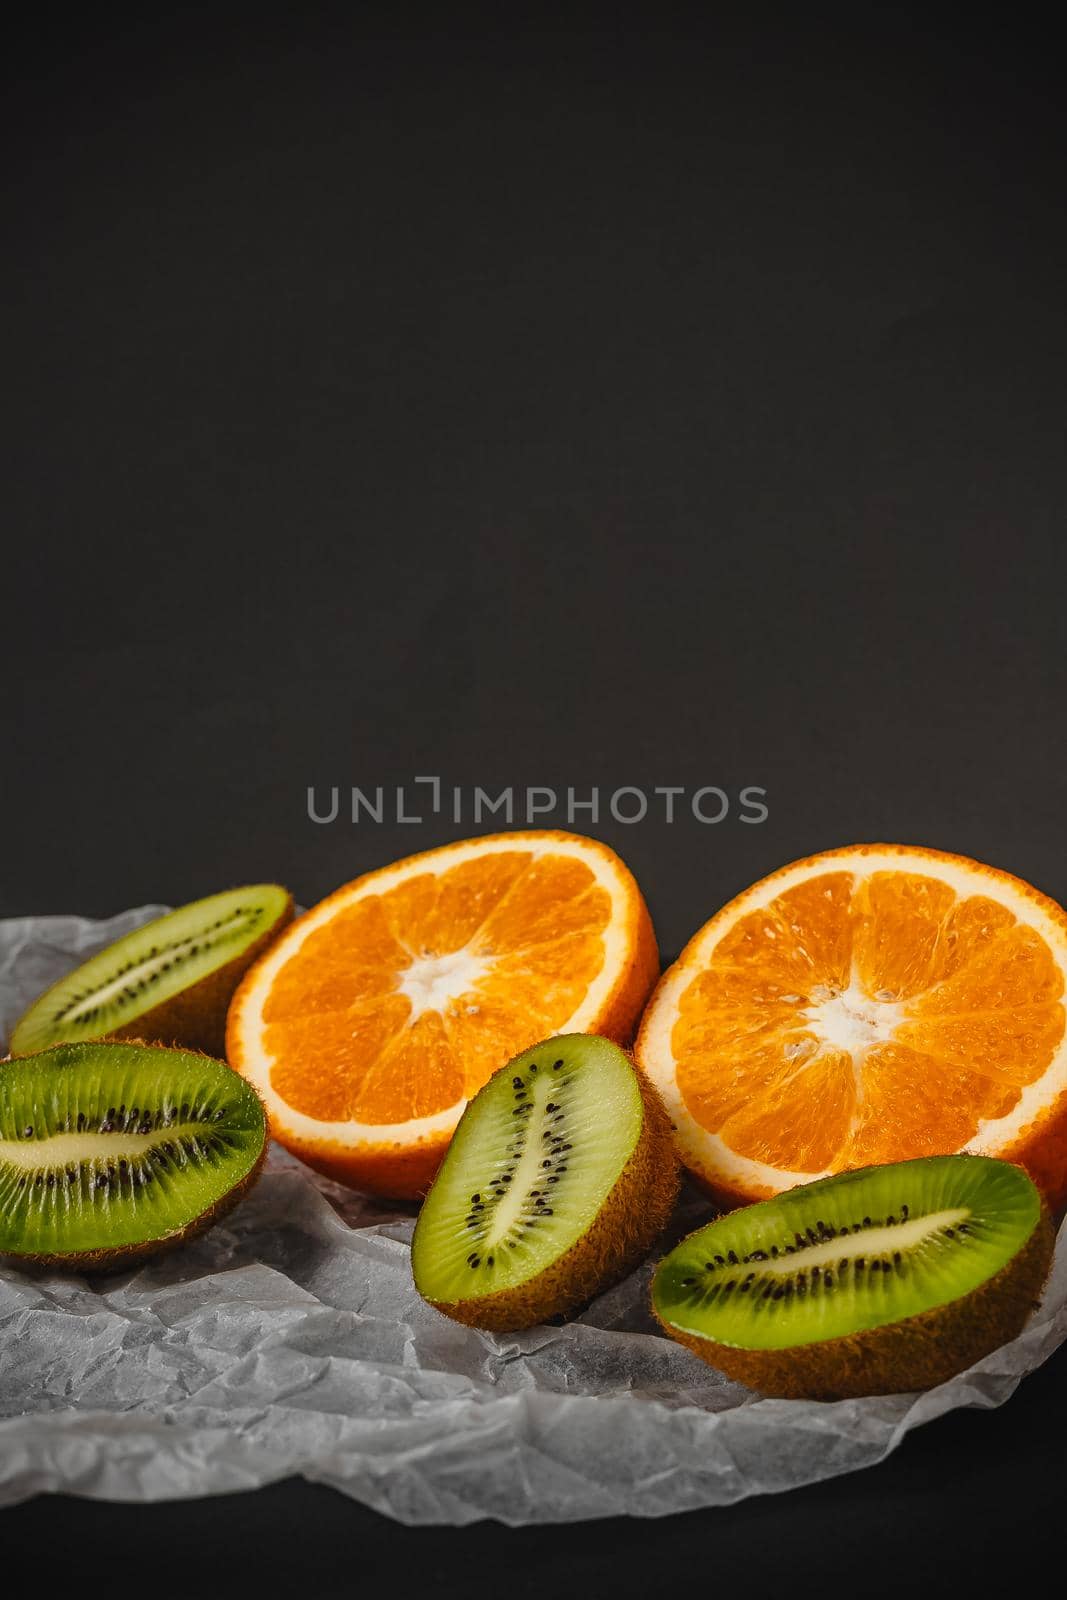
[
  {"left": 262, "top": 851, "right": 612, "bottom": 1124},
  {"left": 673, "top": 870, "right": 1066, "bottom": 1173}
]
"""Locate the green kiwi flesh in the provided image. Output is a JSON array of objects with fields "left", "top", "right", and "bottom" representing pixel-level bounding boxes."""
[
  {"left": 652, "top": 1154, "right": 1054, "bottom": 1400},
  {"left": 411, "top": 1033, "right": 679, "bottom": 1332},
  {"left": 9, "top": 884, "right": 293, "bottom": 1058},
  {"left": 0, "top": 1041, "right": 267, "bottom": 1269}
]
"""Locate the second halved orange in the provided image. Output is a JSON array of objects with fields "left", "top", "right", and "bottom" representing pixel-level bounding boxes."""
[{"left": 636, "top": 844, "right": 1067, "bottom": 1212}]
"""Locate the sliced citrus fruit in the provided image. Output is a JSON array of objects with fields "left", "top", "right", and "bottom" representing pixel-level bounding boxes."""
[
  {"left": 227, "top": 831, "right": 658, "bottom": 1197},
  {"left": 636, "top": 845, "right": 1067, "bottom": 1212}
]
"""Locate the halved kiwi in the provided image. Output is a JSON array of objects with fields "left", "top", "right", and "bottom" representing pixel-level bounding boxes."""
[
  {"left": 652, "top": 1154, "right": 1054, "bottom": 1400},
  {"left": 9, "top": 885, "right": 293, "bottom": 1058},
  {"left": 411, "top": 1033, "right": 679, "bottom": 1331},
  {"left": 0, "top": 1041, "right": 267, "bottom": 1270}
]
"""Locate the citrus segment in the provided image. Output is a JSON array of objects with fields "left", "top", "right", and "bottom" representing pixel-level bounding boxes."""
[
  {"left": 356, "top": 1011, "right": 464, "bottom": 1125},
  {"left": 717, "top": 1047, "right": 855, "bottom": 1172},
  {"left": 471, "top": 858, "right": 610, "bottom": 950},
  {"left": 909, "top": 922, "right": 1062, "bottom": 1013},
  {"left": 841, "top": 1041, "right": 1017, "bottom": 1167},
  {"left": 895, "top": 1008, "right": 1062, "bottom": 1083},
  {"left": 850, "top": 872, "right": 956, "bottom": 999},
  {"left": 636, "top": 845, "right": 1067, "bottom": 1210},
  {"left": 267, "top": 998, "right": 414, "bottom": 1120},
  {"left": 227, "top": 832, "right": 658, "bottom": 1197}
]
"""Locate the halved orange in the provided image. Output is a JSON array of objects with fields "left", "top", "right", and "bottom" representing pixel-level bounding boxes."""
[
  {"left": 227, "top": 831, "right": 658, "bottom": 1197},
  {"left": 636, "top": 844, "right": 1067, "bottom": 1212}
]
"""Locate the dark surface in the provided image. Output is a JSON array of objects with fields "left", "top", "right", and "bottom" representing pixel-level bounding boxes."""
[
  {"left": 4, "top": 1353, "right": 1064, "bottom": 1598},
  {"left": 3, "top": 8, "right": 1067, "bottom": 1595}
]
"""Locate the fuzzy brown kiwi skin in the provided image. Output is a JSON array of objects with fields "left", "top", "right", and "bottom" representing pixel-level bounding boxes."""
[
  {"left": 0, "top": 1041, "right": 269, "bottom": 1274},
  {"left": 13, "top": 891, "right": 294, "bottom": 1061},
  {"left": 654, "top": 1205, "right": 1056, "bottom": 1401},
  {"left": 424, "top": 1057, "right": 680, "bottom": 1333}
]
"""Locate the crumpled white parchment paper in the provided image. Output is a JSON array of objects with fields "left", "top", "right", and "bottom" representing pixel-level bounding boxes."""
[{"left": 1, "top": 907, "right": 1065, "bottom": 1525}]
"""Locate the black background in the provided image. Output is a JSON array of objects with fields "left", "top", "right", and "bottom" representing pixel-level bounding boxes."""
[{"left": 4, "top": 7, "right": 1066, "bottom": 1594}]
